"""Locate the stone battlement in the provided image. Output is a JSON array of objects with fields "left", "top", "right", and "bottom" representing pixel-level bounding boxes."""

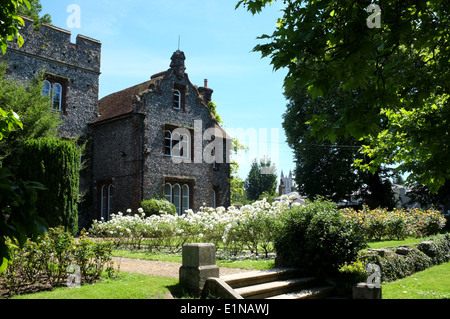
[{"left": 7, "top": 16, "right": 101, "bottom": 74}]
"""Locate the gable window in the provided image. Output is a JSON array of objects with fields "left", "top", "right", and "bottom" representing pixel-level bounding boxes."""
[
  {"left": 172, "top": 83, "right": 186, "bottom": 111},
  {"left": 164, "top": 180, "right": 192, "bottom": 216},
  {"left": 173, "top": 89, "right": 181, "bottom": 110}
]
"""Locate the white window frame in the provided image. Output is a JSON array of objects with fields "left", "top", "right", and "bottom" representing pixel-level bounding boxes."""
[
  {"left": 173, "top": 89, "right": 181, "bottom": 110},
  {"left": 165, "top": 131, "right": 173, "bottom": 157},
  {"left": 165, "top": 182, "right": 191, "bottom": 216},
  {"left": 173, "top": 184, "right": 181, "bottom": 216},
  {"left": 42, "top": 80, "right": 51, "bottom": 97},
  {"left": 182, "top": 184, "right": 190, "bottom": 214}
]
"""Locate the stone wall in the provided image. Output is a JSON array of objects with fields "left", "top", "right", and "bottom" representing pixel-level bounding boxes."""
[
  {"left": 139, "top": 70, "right": 230, "bottom": 210},
  {"left": 0, "top": 17, "right": 101, "bottom": 229},
  {"left": 0, "top": 16, "right": 101, "bottom": 139},
  {"left": 91, "top": 114, "right": 145, "bottom": 215}
]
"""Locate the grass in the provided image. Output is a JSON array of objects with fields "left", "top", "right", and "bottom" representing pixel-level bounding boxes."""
[
  {"left": 11, "top": 272, "right": 184, "bottom": 299},
  {"left": 113, "top": 249, "right": 275, "bottom": 270},
  {"left": 366, "top": 234, "right": 445, "bottom": 250},
  {"left": 382, "top": 262, "right": 450, "bottom": 299},
  {"left": 7, "top": 234, "right": 449, "bottom": 299}
]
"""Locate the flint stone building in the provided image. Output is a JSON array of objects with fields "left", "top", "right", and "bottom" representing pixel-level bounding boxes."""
[
  {"left": 91, "top": 50, "right": 231, "bottom": 220},
  {"left": 1, "top": 18, "right": 230, "bottom": 229}
]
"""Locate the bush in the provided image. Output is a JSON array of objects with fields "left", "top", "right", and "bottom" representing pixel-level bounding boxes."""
[
  {"left": 358, "top": 234, "right": 450, "bottom": 283},
  {"left": 15, "top": 138, "right": 81, "bottom": 235},
  {"left": 0, "top": 227, "right": 115, "bottom": 297},
  {"left": 140, "top": 198, "right": 176, "bottom": 217},
  {"left": 274, "top": 199, "right": 367, "bottom": 277}
]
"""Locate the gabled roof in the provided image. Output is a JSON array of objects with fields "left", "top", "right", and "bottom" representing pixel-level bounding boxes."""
[{"left": 91, "top": 78, "right": 158, "bottom": 124}]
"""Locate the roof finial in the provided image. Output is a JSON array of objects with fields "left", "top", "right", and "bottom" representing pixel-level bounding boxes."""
[{"left": 178, "top": 35, "right": 181, "bottom": 51}]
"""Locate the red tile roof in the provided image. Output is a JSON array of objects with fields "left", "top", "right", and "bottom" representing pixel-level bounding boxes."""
[{"left": 92, "top": 79, "right": 156, "bottom": 124}]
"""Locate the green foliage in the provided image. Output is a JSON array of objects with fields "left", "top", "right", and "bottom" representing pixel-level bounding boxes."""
[
  {"left": 0, "top": 0, "right": 30, "bottom": 54},
  {"left": 274, "top": 199, "right": 367, "bottom": 277},
  {"left": 207, "top": 101, "right": 223, "bottom": 124},
  {"left": 0, "top": 167, "right": 47, "bottom": 274},
  {"left": 1, "top": 227, "right": 115, "bottom": 297},
  {"left": 0, "top": 107, "right": 22, "bottom": 140},
  {"left": 15, "top": 138, "right": 81, "bottom": 235},
  {"left": 17, "top": 0, "right": 52, "bottom": 30},
  {"left": 0, "top": 66, "right": 62, "bottom": 164},
  {"left": 140, "top": 198, "right": 176, "bottom": 217},
  {"left": 359, "top": 234, "right": 450, "bottom": 283},
  {"left": 244, "top": 157, "right": 277, "bottom": 201},
  {"left": 237, "top": 0, "right": 450, "bottom": 193}
]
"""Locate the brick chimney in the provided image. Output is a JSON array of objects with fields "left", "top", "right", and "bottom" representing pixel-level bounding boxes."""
[{"left": 198, "top": 79, "right": 213, "bottom": 104}]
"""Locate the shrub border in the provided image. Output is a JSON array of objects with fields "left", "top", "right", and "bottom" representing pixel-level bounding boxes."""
[{"left": 359, "top": 234, "right": 450, "bottom": 283}]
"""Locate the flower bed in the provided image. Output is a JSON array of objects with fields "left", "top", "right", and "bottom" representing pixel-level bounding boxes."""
[
  {"left": 88, "top": 197, "right": 296, "bottom": 256},
  {"left": 88, "top": 198, "right": 447, "bottom": 256},
  {"left": 341, "top": 207, "right": 446, "bottom": 241}
]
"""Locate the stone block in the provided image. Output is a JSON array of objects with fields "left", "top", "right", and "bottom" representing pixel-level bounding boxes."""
[
  {"left": 352, "top": 282, "right": 382, "bottom": 299},
  {"left": 179, "top": 243, "right": 219, "bottom": 295}
]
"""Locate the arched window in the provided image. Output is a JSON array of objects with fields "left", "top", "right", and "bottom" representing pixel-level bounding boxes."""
[
  {"left": 182, "top": 184, "right": 189, "bottom": 214},
  {"left": 171, "top": 132, "right": 189, "bottom": 159},
  {"left": 173, "top": 89, "right": 181, "bottom": 110},
  {"left": 52, "top": 83, "right": 62, "bottom": 111},
  {"left": 164, "top": 183, "right": 172, "bottom": 203},
  {"left": 164, "top": 131, "right": 172, "bottom": 156},
  {"left": 181, "top": 134, "right": 189, "bottom": 159},
  {"left": 100, "top": 182, "right": 113, "bottom": 221},
  {"left": 107, "top": 184, "right": 113, "bottom": 218},
  {"left": 173, "top": 184, "right": 181, "bottom": 216},
  {"left": 42, "top": 80, "right": 51, "bottom": 97}
]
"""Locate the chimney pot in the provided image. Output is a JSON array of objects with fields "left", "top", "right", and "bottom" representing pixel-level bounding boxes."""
[{"left": 204, "top": 79, "right": 208, "bottom": 88}]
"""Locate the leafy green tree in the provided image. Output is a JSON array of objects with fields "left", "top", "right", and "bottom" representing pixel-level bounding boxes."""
[
  {"left": 17, "top": 0, "right": 52, "bottom": 29},
  {"left": 0, "top": 0, "right": 31, "bottom": 54},
  {"left": 245, "top": 157, "right": 277, "bottom": 201},
  {"left": 0, "top": 67, "right": 62, "bottom": 173},
  {"left": 283, "top": 84, "right": 397, "bottom": 208},
  {"left": 236, "top": 0, "right": 450, "bottom": 193}
]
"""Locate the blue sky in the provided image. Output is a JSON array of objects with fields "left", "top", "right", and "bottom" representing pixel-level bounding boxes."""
[{"left": 40, "top": 0, "right": 295, "bottom": 181}]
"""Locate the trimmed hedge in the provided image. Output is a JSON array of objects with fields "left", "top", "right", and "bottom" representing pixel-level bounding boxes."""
[
  {"left": 140, "top": 198, "right": 176, "bottom": 217},
  {"left": 274, "top": 199, "right": 367, "bottom": 277},
  {"left": 16, "top": 138, "right": 81, "bottom": 235},
  {"left": 359, "top": 234, "right": 450, "bottom": 283}
]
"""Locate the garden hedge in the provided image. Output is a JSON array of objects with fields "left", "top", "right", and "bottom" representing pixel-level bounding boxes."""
[{"left": 16, "top": 138, "right": 81, "bottom": 235}]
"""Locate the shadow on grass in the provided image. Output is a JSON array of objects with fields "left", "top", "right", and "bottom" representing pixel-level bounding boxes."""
[{"left": 165, "top": 282, "right": 200, "bottom": 299}]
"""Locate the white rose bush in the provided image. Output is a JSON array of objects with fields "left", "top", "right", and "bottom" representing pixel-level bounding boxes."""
[{"left": 88, "top": 197, "right": 296, "bottom": 255}]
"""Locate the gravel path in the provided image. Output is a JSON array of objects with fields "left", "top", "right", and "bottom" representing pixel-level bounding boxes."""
[{"left": 112, "top": 257, "right": 253, "bottom": 279}]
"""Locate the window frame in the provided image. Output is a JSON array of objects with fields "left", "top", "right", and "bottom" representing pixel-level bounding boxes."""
[
  {"left": 163, "top": 124, "right": 193, "bottom": 160},
  {"left": 173, "top": 89, "right": 181, "bottom": 110},
  {"left": 172, "top": 83, "right": 186, "bottom": 112},
  {"left": 42, "top": 74, "right": 69, "bottom": 114},
  {"left": 99, "top": 181, "right": 114, "bottom": 221},
  {"left": 164, "top": 179, "right": 194, "bottom": 215},
  {"left": 52, "top": 82, "right": 63, "bottom": 112}
]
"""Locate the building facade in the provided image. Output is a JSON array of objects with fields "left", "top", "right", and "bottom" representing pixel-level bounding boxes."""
[
  {"left": 91, "top": 50, "right": 231, "bottom": 220},
  {"left": 2, "top": 18, "right": 230, "bottom": 228}
]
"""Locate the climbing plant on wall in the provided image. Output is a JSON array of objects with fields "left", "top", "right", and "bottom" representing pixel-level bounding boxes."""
[{"left": 17, "top": 138, "right": 81, "bottom": 235}]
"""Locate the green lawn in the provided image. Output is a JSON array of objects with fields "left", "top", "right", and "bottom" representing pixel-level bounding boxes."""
[
  {"left": 382, "top": 262, "right": 450, "bottom": 299},
  {"left": 11, "top": 272, "right": 184, "bottom": 299},
  {"left": 8, "top": 235, "right": 449, "bottom": 299},
  {"left": 113, "top": 249, "right": 275, "bottom": 270}
]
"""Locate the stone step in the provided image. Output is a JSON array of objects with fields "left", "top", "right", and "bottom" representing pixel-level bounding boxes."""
[
  {"left": 266, "top": 285, "right": 336, "bottom": 300},
  {"left": 221, "top": 268, "right": 303, "bottom": 289},
  {"left": 234, "top": 277, "right": 317, "bottom": 299}
]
